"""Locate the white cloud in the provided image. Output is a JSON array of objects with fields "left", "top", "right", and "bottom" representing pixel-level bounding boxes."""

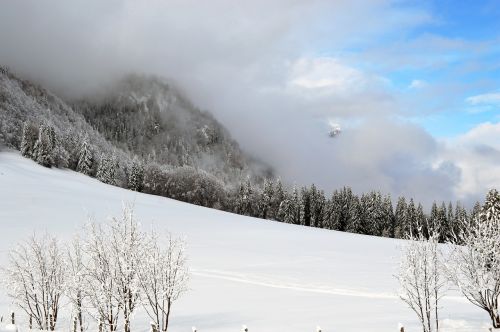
[
  {"left": 466, "top": 92, "right": 500, "bottom": 106},
  {"left": 288, "top": 57, "right": 369, "bottom": 94},
  {"left": 2, "top": 0, "right": 495, "bottom": 206},
  {"left": 409, "top": 79, "right": 427, "bottom": 89},
  {"left": 441, "top": 122, "right": 500, "bottom": 201}
]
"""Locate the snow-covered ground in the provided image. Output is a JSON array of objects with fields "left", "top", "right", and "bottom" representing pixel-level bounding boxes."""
[{"left": 0, "top": 152, "right": 490, "bottom": 332}]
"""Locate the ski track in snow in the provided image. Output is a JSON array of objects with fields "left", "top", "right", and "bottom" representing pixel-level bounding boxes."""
[{"left": 192, "top": 268, "right": 469, "bottom": 303}]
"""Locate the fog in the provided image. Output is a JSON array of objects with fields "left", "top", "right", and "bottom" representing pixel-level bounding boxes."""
[{"left": 0, "top": 0, "right": 496, "bottom": 207}]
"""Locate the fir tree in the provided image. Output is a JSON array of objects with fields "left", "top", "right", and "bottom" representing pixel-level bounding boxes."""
[
  {"left": 34, "top": 124, "right": 56, "bottom": 167},
  {"left": 76, "top": 140, "right": 94, "bottom": 176},
  {"left": 260, "top": 179, "right": 274, "bottom": 219},
  {"left": 394, "top": 196, "right": 407, "bottom": 238},
  {"left": 20, "top": 122, "right": 38, "bottom": 159},
  {"left": 97, "top": 154, "right": 117, "bottom": 185},
  {"left": 128, "top": 160, "right": 144, "bottom": 192},
  {"left": 272, "top": 179, "right": 285, "bottom": 220},
  {"left": 300, "top": 186, "right": 311, "bottom": 227}
]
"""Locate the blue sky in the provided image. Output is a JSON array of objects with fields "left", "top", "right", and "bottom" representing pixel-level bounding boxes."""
[
  {"left": 324, "top": 0, "right": 500, "bottom": 138},
  {"left": 2, "top": 0, "right": 500, "bottom": 203}
]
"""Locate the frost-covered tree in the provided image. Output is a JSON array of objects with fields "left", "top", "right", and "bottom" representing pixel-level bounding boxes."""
[
  {"left": 394, "top": 197, "right": 408, "bottom": 239},
  {"left": 3, "top": 234, "right": 65, "bottom": 330},
  {"left": 97, "top": 154, "right": 117, "bottom": 185},
  {"left": 446, "top": 189, "right": 500, "bottom": 328},
  {"left": 397, "top": 228, "right": 445, "bottom": 332},
  {"left": 20, "top": 121, "right": 38, "bottom": 159},
  {"left": 77, "top": 140, "right": 94, "bottom": 176},
  {"left": 34, "top": 124, "right": 56, "bottom": 167},
  {"left": 272, "top": 179, "right": 285, "bottom": 221},
  {"left": 109, "top": 207, "right": 144, "bottom": 332},
  {"left": 128, "top": 160, "right": 144, "bottom": 192},
  {"left": 300, "top": 186, "right": 311, "bottom": 227},
  {"left": 138, "top": 233, "right": 189, "bottom": 332},
  {"left": 66, "top": 236, "right": 86, "bottom": 332},
  {"left": 260, "top": 179, "right": 274, "bottom": 220},
  {"left": 81, "top": 206, "right": 144, "bottom": 332}
]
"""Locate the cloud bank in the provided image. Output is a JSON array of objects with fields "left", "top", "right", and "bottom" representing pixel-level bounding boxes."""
[{"left": 0, "top": 0, "right": 498, "bottom": 207}]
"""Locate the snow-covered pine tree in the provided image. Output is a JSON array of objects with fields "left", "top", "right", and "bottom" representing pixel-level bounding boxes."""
[
  {"left": 381, "top": 194, "right": 394, "bottom": 237},
  {"left": 291, "top": 185, "right": 301, "bottom": 224},
  {"left": 272, "top": 179, "right": 285, "bottom": 220},
  {"left": 34, "top": 124, "right": 56, "bottom": 167},
  {"left": 96, "top": 154, "right": 117, "bottom": 185},
  {"left": 20, "top": 121, "right": 38, "bottom": 159},
  {"left": 394, "top": 196, "right": 407, "bottom": 238},
  {"left": 406, "top": 198, "right": 417, "bottom": 236},
  {"left": 260, "top": 179, "right": 274, "bottom": 220},
  {"left": 312, "top": 188, "right": 326, "bottom": 228},
  {"left": 76, "top": 140, "right": 94, "bottom": 176},
  {"left": 128, "top": 160, "right": 144, "bottom": 192},
  {"left": 300, "top": 186, "right": 311, "bottom": 227},
  {"left": 347, "top": 195, "right": 364, "bottom": 234}
]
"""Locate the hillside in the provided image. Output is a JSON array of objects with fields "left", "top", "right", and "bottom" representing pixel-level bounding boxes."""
[
  {"left": 0, "top": 68, "right": 269, "bottom": 187},
  {"left": 0, "top": 152, "right": 487, "bottom": 332},
  {"left": 71, "top": 74, "right": 270, "bottom": 182}
]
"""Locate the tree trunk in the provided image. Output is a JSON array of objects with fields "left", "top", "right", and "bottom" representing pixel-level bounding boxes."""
[
  {"left": 163, "top": 300, "right": 171, "bottom": 332},
  {"left": 490, "top": 309, "right": 500, "bottom": 329}
]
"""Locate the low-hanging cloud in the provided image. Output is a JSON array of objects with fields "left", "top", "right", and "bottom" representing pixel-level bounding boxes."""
[{"left": 0, "top": 0, "right": 496, "bottom": 207}]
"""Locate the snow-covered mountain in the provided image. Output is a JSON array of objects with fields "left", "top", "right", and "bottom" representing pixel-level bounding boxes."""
[
  {"left": 0, "top": 152, "right": 487, "bottom": 332},
  {"left": 0, "top": 68, "right": 270, "bottom": 187},
  {"left": 71, "top": 74, "right": 271, "bottom": 182}
]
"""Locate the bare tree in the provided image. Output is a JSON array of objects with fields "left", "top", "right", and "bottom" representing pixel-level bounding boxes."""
[
  {"left": 3, "top": 234, "right": 65, "bottom": 330},
  {"left": 79, "top": 206, "right": 147, "bottom": 332},
  {"left": 446, "top": 189, "right": 500, "bottom": 329},
  {"left": 66, "top": 235, "right": 86, "bottom": 332},
  {"left": 397, "top": 228, "right": 446, "bottom": 332},
  {"left": 80, "top": 221, "right": 121, "bottom": 332},
  {"left": 108, "top": 207, "right": 144, "bottom": 332},
  {"left": 138, "top": 232, "right": 189, "bottom": 332}
]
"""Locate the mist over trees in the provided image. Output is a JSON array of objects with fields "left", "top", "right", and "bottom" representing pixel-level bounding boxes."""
[{"left": 0, "top": 66, "right": 481, "bottom": 242}]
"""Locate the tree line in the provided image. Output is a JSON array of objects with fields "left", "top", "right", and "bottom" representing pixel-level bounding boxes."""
[{"left": 17, "top": 120, "right": 478, "bottom": 242}]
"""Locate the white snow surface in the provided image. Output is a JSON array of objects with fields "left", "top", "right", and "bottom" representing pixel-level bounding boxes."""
[{"left": 0, "top": 152, "right": 491, "bottom": 332}]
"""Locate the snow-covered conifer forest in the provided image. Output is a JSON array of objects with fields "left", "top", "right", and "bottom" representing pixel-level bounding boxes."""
[{"left": 1, "top": 67, "right": 499, "bottom": 331}]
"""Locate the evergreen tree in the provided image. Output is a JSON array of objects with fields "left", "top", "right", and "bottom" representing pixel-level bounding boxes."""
[
  {"left": 300, "top": 186, "right": 311, "bottom": 227},
  {"left": 128, "top": 160, "right": 144, "bottom": 192},
  {"left": 260, "top": 179, "right": 274, "bottom": 219},
  {"left": 326, "top": 187, "right": 355, "bottom": 231},
  {"left": 34, "top": 124, "right": 56, "bottom": 167},
  {"left": 381, "top": 194, "right": 395, "bottom": 237},
  {"left": 272, "top": 179, "right": 285, "bottom": 221},
  {"left": 415, "top": 203, "right": 426, "bottom": 234},
  {"left": 290, "top": 185, "right": 301, "bottom": 224},
  {"left": 20, "top": 122, "right": 38, "bottom": 159},
  {"left": 406, "top": 198, "right": 417, "bottom": 236},
  {"left": 76, "top": 140, "right": 94, "bottom": 176},
  {"left": 394, "top": 196, "right": 407, "bottom": 238},
  {"left": 312, "top": 189, "right": 326, "bottom": 228},
  {"left": 97, "top": 154, "right": 117, "bottom": 185}
]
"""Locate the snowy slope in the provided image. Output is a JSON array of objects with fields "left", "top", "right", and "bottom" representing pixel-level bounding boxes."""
[{"left": 0, "top": 152, "right": 489, "bottom": 332}]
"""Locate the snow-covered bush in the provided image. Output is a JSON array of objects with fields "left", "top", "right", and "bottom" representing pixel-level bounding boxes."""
[
  {"left": 397, "top": 228, "right": 446, "bottom": 332},
  {"left": 137, "top": 232, "right": 189, "bottom": 332},
  {"left": 3, "top": 234, "right": 65, "bottom": 330},
  {"left": 446, "top": 189, "right": 500, "bottom": 329}
]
